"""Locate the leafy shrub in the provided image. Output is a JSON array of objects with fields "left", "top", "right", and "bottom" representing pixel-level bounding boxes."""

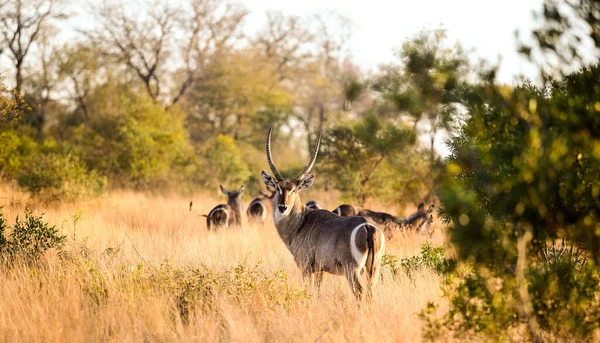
[
  {"left": 0, "top": 130, "right": 39, "bottom": 179},
  {"left": 144, "top": 260, "right": 308, "bottom": 323},
  {"left": 321, "top": 115, "right": 417, "bottom": 205},
  {"left": 200, "top": 134, "right": 252, "bottom": 188},
  {"left": 61, "top": 83, "right": 196, "bottom": 188},
  {"left": 429, "top": 65, "right": 600, "bottom": 341},
  {"left": 18, "top": 152, "right": 106, "bottom": 201},
  {"left": 382, "top": 243, "right": 456, "bottom": 278},
  {"left": 0, "top": 206, "right": 66, "bottom": 262}
]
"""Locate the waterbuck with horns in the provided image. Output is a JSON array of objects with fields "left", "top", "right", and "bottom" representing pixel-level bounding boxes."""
[
  {"left": 262, "top": 127, "right": 385, "bottom": 300},
  {"left": 204, "top": 185, "right": 244, "bottom": 230},
  {"left": 333, "top": 203, "right": 436, "bottom": 238},
  {"left": 246, "top": 186, "right": 276, "bottom": 225}
]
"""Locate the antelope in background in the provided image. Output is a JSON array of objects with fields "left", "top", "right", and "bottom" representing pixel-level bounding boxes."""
[
  {"left": 247, "top": 186, "right": 276, "bottom": 225},
  {"left": 333, "top": 203, "right": 436, "bottom": 238},
  {"left": 262, "top": 127, "right": 385, "bottom": 300},
  {"left": 305, "top": 200, "right": 323, "bottom": 210},
  {"left": 204, "top": 185, "right": 245, "bottom": 230}
]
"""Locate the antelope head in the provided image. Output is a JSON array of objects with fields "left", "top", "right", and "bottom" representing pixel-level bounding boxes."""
[
  {"left": 261, "top": 127, "right": 321, "bottom": 220},
  {"left": 220, "top": 185, "right": 245, "bottom": 207}
]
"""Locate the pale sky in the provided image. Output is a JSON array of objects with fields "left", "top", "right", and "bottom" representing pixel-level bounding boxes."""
[
  {"left": 56, "top": 0, "right": 543, "bottom": 84},
  {"left": 239, "top": 0, "right": 543, "bottom": 84}
]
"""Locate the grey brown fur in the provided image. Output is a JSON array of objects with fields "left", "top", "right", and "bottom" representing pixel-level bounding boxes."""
[
  {"left": 206, "top": 185, "right": 244, "bottom": 230},
  {"left": 305, "top": 200, "right": 323, "bottom": 210},
  {"left": 262, "top": 127, "right": 385, "bottom": 300},
  {"left": 333, "top": 203, "right": 435, "bottom": 238},
  {"left": 246, "top": 187, "right": 275, "bottom": 225}
]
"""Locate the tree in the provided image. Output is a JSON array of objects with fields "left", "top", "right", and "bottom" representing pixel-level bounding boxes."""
[
  {"left": 0, "top": 78, "right": 26, "bottom": 126},
  {"left": 181, "top": 48, "right": 293, "bottom": 144},
  {"left": 321, "top": 115, "right": 415, "bottom": 205},
  {"left": 86, "top": 0, "right": 248, "bottom": 109},
  {"left": 374, "top": 30, "right": 470, "bottom": 160},
  {"left": 254, "top": 11, "right": 355, "bottom": 155},
  {"left": 0, "top": 0, "right": 66, "bottom": 93},
  {"left": 519, "top": 0, "right": 600, "bottom": 80},
  {"left": 431, "top": 65, "right": 600, "bottom": 341},
  {"left": 61, "top": 82, "right": 195, "bottom": 188},
  {"left": 55, "top": 43, "right": 105, "bottom": 120}
]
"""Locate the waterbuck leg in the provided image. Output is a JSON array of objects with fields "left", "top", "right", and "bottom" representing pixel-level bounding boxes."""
[
  {"left": 366, "top": 263, "right": 381, "bottom": 300},
  {"left": 345, "top": 269, "right": 363, "bottom": 300},
  {"left": 314, "top": 271, "right": 324, "bottom": 295}
]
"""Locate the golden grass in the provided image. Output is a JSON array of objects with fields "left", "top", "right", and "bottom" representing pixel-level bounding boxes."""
[{"left": 0, "top": 186, "right": 448, "bottom": 342}]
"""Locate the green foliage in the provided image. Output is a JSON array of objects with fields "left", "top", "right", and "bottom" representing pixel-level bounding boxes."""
[
  {"left": 0, "top": 206, "right": 66, "bottom": 262},
  {"left": 201, "top": 134, "right": 252, "bottom": 188},
  {"left": 62, "top": 83, "right": 196, "bottom": 188},
  {"left": 429, "top": 65, "right": 600, "bottom": 341},
  {"left": 0, "top": 78, "right": 28, "bottom": 127},
  {"left": 144, "top": 260, "right": 309, "bottom": 323},
  {"left": 0, "top": 130, "right": 38, "bottom": 179},
  {"left": 382, "top": 243, "right": 456, "bottom": 278},
  {"left": 18, "top": 151, "right": 106, "bottom": 201},
  {"left": 321, "top": 115, "right": 415, "bottom": 204},
  {"left": 374, "top": 30, "right": 469, "bottom": 157}
]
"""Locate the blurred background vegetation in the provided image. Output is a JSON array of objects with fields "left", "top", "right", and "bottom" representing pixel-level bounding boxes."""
[
  {"left": 0, "top": 0, "right": 454, "bottom": 206},
  {"left": 1, "top": 0, "right": 600, "bottom": 339}
]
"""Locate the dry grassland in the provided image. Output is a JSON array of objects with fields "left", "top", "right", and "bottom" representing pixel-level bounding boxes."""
[{"left": 0, "top": 186, "right": 448, "bottom": 342}]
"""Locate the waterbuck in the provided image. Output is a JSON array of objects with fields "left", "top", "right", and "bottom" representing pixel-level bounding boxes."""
[
  {"left": 205, "top": 185, "right": 244, "bottom": 230},
  {"left": 305, "top": 200, "right": 323, "bottom": 210},
  {"left": 332, "top": 203, "right": 436, "bottom": 238},
  {"left": 262, "top": 127, "right": 385, "bottom": 300},
  {"left": 247, "top": 187, "right": 276, "bottom": 225}
]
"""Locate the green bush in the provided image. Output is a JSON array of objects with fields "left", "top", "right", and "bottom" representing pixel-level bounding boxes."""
[
  {"left": 0, "top": 206, "right": 66, "bottom": 262},
  {"left": 18, "top": 152, "right": 106, "bottom": 201},
  {"left": 428, "top": 65, "right": 600, "bottom": 341},
  {"left": 200, "top": 134, "right": 251, "bottom": 188},
  {"left": 0, "top": 130, "right": 39, "bottom": 179},
  {"left": 382, "top": 243, "right": 456, "bottom": 278},
  {"left": 61, "top": 83, "right": 196, "bottom": 188}
]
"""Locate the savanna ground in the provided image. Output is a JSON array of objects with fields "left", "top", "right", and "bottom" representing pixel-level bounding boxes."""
[{"left": 0, "top": 184, "right": 447, "bottom": 342}]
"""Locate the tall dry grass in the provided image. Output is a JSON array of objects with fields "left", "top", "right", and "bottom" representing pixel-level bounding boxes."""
[{"left": 0, "top": 186, "right": 448, "bottom": 342}]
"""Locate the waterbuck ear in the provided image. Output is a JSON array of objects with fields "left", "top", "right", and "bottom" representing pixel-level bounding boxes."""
[
  {"left": 261, "top": 171, "right": 276, "bottom": 188},
  {"left": 238, "top": 185, "right": 245, "bottom": 194},
  {"left": 220, "top": 185, "right": 228, "bottom": 195},
  {"left": 417, "top": 203, "right": 425, "bottom": 212},
  {"left": 427, "top": 204, "right": 435, "bottom": 214},
  {"left": 297, "top": 174, "right": 315, "bottom": 191}
]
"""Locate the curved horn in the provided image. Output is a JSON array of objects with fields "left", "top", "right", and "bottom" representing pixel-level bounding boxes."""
[
  {"left": 266, "top": 126, "right": 284, "bottom": 181},
  {"left": 295, "top": 130, "right": 322, "bottom": 182}
]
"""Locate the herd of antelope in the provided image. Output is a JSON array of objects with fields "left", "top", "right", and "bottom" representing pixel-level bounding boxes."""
[{"left": 198, "top": 127, "right": 435, "bottom": 300}]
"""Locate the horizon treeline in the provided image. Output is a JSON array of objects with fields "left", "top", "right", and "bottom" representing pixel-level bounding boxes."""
[{"left": 0, "top": 0, "right": 465, "bottom": 206}]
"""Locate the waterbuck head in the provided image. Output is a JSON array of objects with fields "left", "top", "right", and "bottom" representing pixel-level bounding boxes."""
[
  {"left": 261, "top": 127, "right": 321, "bottom": 219},
  {"left": 220, "top": 185, "right": 244, "bottom": 209}
]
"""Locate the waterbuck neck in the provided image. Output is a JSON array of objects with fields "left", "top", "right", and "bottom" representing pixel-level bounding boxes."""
[
  {"left": 404, "top": 211, "right": 426, "bottom": 225},
  {"left": 273, "top": 194, "right": 306, "bottom": 248},
  {"left": 228, "top": 197, "right": 243, "bottom": 213}
]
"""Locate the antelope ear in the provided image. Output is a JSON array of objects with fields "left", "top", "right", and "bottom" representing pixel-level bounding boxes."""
[
  {"left": 427, "top": 205, "right": 435, "bottom": 213},
  {"left": 220, "top": 185, "right": 228, "bottom": 195},
  {"left": 297, "top": 174, "right": 315, "bottom": 191},
  {"left": 417, "top": 203, "right": 425, "bottom": 212},
  {"left": 238, "top": 185, "right": 245, "bottom": 194},
  {"left": 261, "top": 171, "right": 276, "bottom": 188}
]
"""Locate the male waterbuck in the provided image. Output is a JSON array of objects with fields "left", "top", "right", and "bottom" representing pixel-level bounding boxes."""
[
  {"left": 246, "top": 187, "right": 276, "bottom": 225},
  {"left": 333, "top": 203, "right": 435, "bottom": 238},
  {"left": 205, "top": 185, "right": 244, "bottom": 230},
  {"left": 262, "top": 127, "right": 385, "bottom": 300}
]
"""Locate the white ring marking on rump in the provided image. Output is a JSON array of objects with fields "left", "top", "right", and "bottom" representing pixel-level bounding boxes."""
[{"left": 350, "top": 223, "right": 369, "bottom": 267}]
